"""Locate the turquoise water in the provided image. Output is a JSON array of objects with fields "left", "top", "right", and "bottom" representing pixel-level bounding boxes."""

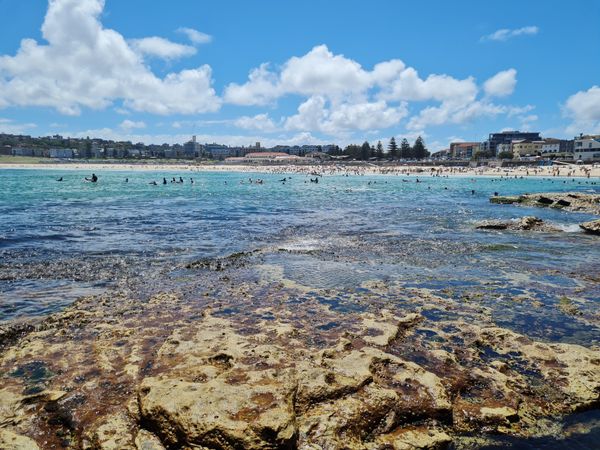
[{"left": 1, "top": 168, "right": 599, "bottom": 345}]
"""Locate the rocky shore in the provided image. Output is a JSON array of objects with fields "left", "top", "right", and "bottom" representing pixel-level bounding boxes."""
[
  {"left": 1, "top": 266, "right": 598, "bottom": 449},
  {"left": 490, "top": 192, "right": 600, "bottom": 215}
]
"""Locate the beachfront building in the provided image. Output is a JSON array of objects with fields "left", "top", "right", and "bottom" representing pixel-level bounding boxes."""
[
  {"left": 496, "top": 143, "right": 513, "bottom": 157},
  {"left": 512, "top": 139, "right": 544, "bottom": 158},
  {"left": 541, "top": 138, "right": 574, "bottom": 159},
  {"left": 481, "top": 131, "right": 541, "bottom": 156},
  {"left": 574, "top": 135, "right": 600, "bottom": 161},
  {"left": 449, "top": 142, "right": 480, "bottom": 159},
  {"left": 49, "top": 148, "right": 74, "bottom": 158}
]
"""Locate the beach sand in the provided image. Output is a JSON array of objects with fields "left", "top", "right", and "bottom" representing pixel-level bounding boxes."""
[{"left": 1, "top": 161, "right": 599, "bottom": 178}]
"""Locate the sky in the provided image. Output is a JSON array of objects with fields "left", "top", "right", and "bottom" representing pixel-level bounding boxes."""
[{"left": 0, "top": 0, "right": 599, "bottom": 151}]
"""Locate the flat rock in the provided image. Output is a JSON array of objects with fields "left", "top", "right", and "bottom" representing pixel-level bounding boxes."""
[
  {"left": 490, "top": 192, "right": 600, "bottom": 215},
  {"left": 476, "top": 216, "right": 560, "bottom": 232},
  {"left": 0, "top": 428, "right": 41, "bottom": 450},
  {"left": 579, "top": 219, "right": 600, "bottom": 235}
]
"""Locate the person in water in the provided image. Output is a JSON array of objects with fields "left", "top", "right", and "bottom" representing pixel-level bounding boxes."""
[
  {"left": 57, "top": 177, "right": 63, "bottom": 182},
  {"left": 163, "top": 178, "right": 167, "bottom": 185},
  {"left": 149, "top": 181, "right": 157, "bottom": 185},
  {"left": 85, "top": 174, "right": 98, "bottom": 183}
]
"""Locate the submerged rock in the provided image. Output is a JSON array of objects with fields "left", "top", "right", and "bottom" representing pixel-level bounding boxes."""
[
  {"left": 579, "top": 219, "right": 600, "bottom": 235},
  {"left": 476, "top": 216, "right": 560, "bottom": 232}
]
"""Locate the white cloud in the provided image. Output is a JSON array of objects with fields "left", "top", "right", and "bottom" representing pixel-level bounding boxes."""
[
  {"left": 564, "top": 86, "right": 600, "bottom": 134},
  {"left": 285, "top": 96, "right": 408, "bottom": 136},
  {"left": 223, "top": 63, "right": 281, "bottom": 106},
  {"left": 484, "top": 69, "right": 517, "bottom": 97},
  {"left": 177, "top": 27, "right": 212, "bottom": 45},
  {"left": 129, "top": 37, "right": 196, "bottom": 60},
  {"left": 482, "top": 26, "right": 539, "bottom": 42},
  {"left": 120, "top": 119, "right": 146, "bottom": 130},
  {"left": 0, "top": 0, "right": 220, "bottom": 115},
  {"left": 407, "top": 101, "right": 534, "bottom": 131},
  {"left": 58, "top": 127, "right": 326, "bottom": 148},
  {"left": 0, "top": 118, "right": 37, "bottom": 134},
  {"left": 233, "top": 114, "right": 278, "bottom": 132}
]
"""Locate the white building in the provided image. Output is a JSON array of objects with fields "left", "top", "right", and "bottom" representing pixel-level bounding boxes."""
[{"left": 574, "top": 135, "right": 600, "bottom": 161}]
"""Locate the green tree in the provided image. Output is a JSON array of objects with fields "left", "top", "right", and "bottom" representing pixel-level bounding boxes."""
[
  {"left": 344, "top": 144, "right": 362, "bottom": 159},
  {"left": 497, "top": 151, "right": 514, "bottom": 160},
  {"left": 361, "top": 141, "right": 371, "bottom": 160},
  {"left": 388, "top": 137, "right": 398, "bottom": 159},
  {"left": 412, "top": 136, "right": 429, "bottom": 160},
  {"left": 400, "top": 138, "right": 411, "bottom": 159},
  {"left": 375, "top": 141, "right": 384, "bottom": 159}
]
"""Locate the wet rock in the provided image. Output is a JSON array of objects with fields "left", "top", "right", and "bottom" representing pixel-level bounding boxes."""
[
  {"left": 476, "top": 217, "right": 560, "bottom": 232},
  {"left": 490, "top": 192, "right": 600, "bottom": 215},
  {"left": 0, "top": 428, "right": 41, "bottom": 449},
  {"left": 579, "top": 219, "right": 600, "bottom": 235},
  {"left": 489, "top": 196, "right": 520, "bottom": 205}
]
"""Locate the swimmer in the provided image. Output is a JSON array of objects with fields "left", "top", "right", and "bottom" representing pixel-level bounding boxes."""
[
  {"left": 85, "top": 173, "right": 98, "bottom": 183},
  {"left": 57, "top": 177, "right": 63, "bottom": 182}
]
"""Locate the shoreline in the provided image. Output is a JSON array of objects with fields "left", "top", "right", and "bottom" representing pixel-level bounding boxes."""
[{"left": 1, "top": 161, "right": 600, "bottom": 179}]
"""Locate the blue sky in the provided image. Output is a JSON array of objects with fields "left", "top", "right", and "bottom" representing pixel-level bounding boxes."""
[{"left": 0, "top": 0, "right": 599, "bottom": 150}]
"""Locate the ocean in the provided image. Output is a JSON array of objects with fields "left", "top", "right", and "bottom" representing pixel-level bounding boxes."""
[{"left": 1, "top": 168, "right": 600, "bottom": 448}]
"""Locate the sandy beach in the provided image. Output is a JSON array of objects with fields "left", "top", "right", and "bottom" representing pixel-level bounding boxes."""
[{"left": 1, "top": 161, "right": 599, "bottom": 179}]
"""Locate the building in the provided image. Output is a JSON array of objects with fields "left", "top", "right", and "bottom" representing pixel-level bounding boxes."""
[
  {"left": 574, "top": 135, "right": 600, "bottom": 161},
  {"left": 449, "top": 142, "right": 480, "bottom": 159},
  {"left": 49, "top": 148, "right": 74, "bottom": 158},
  {"left": 205, "top": 143, "right": 232, "bottom": 160},
  {"left": 511, "top": 139, "right": 545, "bottom": 158},
  {"left": 496, "top": 143, "right": 513, "bottom": 157},
  {"left": 12, "top": 147, "right": 34, "bottom": 157},
  {"left": 183, "top": 136, "right": 202, "bottom": 158},
  {"left": 540, "top": 138, "right": 574, "bottom": 158},
  {"left": 482, "top": 131, "right": 541, "bottom": 155}
]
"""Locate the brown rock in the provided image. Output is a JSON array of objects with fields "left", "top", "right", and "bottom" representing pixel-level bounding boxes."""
[{"left": 579, "top": 219, "right": 600, "bottom": 235}]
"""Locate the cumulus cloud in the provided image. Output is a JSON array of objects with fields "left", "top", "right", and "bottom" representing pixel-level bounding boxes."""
[
  {"left": 0, "top": 0, "right": 220, "bottom": 115},
  {"left": 482, "top": 26, "right": 539, "bottom": 42},
  {"left": 120, "top": 119, "right": 146, "bottom": 130},
  {"left": 233, "top": 114, "right": 278, "bottom": 132},
  {"left": 177, "top": 27, "right": 212, "bottom": 45},
  {"left": 407, "top": 101, "right": 534, "bottom": 131},
  {"left": 564, "top": 86, "right": 600, "bottom": 134},
  {"left": 0, "top": 118, "right": 37, "bottom": 134},
  {"left": 129, "top": 37, "right": 196, "bottom": 60},
  {"left": 483, "top": 69, "right": 517, "bottom": 97},
  {"left": 284, "top": 96, "right": 408, "bottom": 136}
]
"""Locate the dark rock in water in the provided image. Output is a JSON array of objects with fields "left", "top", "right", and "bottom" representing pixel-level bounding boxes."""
[
  {"left": 476, "top": 222, "right": 509, "bottom": 230},
  {"left": 579, "top": 219, "right": 600, "bottom": 235},
  {"left": 537, "top": 196, "right": 554, "bottom": 205},
  {"left": 490, "top": 196, "right": 520, "bottom": 205},
  {"left": 476, "top": 216, "right": 560, "bottom": 232},
  {"left": 556, "top": 199, "right": 571, "bottom": 207}
]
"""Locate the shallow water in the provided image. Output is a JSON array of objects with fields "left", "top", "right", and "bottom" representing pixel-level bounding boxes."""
[{"left": 1, "top": 168, "right": 599, "bottom": 345}]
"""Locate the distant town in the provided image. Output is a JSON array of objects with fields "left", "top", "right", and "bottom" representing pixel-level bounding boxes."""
[{"left": 1, "top": 130, "right": 599, "bottom": 163}]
